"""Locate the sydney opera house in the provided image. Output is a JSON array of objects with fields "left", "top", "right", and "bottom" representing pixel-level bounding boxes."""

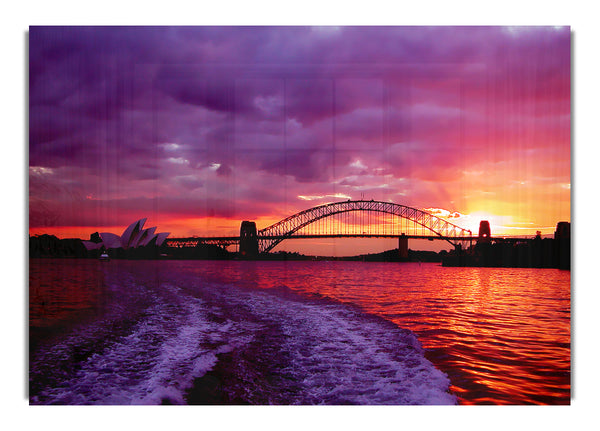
[{"left": 82, "top": 218, "right": 170, "bottom": 251}]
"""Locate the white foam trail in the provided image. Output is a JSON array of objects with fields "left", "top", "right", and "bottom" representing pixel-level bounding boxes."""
[
  {"left": 30, "top": 284, "right": 258, "bottom": 405},
  {"left": 30, "top": 278, "right": 455, "bottom": 405},
  {"left": 229, "top": 288, "right": 456, "bottom": 405}
]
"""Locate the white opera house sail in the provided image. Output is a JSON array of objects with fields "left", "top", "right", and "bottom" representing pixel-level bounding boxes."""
[{"left": 82, "top": 219, "right": 170, "bottom": 251}]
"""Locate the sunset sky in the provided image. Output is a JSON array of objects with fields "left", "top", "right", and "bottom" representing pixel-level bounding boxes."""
[{"left": 28, "top": 26, "right": 571, "bottom": 254}]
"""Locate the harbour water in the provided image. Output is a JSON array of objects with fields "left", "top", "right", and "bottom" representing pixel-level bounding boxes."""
[{"left": 29, "top": 259, "right": 570, "bottom": 405}]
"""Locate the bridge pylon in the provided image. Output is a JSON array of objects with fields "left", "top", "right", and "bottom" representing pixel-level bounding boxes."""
[
  {"left": 239, "top": 221, "right": 259, "bottom": 258},
  {"left": 478, "top": 220, "right": 491, "bottom": 244},
  {"left": 398, "top": 234, "right": 408, "bottom": 260}
]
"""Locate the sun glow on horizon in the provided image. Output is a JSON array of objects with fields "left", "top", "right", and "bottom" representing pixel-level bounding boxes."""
[
  {"left": 29, "top": 203, "right": 570, "bottom": 242},
  {"left": 450, "top": 211, "right": 566, "bottom": 237}
]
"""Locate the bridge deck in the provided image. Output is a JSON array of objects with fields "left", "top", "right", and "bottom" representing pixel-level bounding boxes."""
[{"left": 166, "top": 234, "right": 534, "bottom": 247}]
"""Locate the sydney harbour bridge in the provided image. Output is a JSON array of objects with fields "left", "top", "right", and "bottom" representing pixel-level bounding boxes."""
[{"left": 166, "top": 200, "right": 501, "bottom": 257}]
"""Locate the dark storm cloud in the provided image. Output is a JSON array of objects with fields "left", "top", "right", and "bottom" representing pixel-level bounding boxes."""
[{"left": 29, "top": 26, "right": 571, "bottom": 229}]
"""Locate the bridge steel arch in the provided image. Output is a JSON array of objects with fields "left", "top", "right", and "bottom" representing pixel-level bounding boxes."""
[{"left": 258, "top": 200, "right": 473, "bottom": 253}]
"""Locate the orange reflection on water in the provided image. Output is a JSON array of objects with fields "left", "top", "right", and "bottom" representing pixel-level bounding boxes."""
[
  {"left": 28, "top": 259, "right": 570, "bottom": 405},
  {"left": 216, "top": 261, "right": 570, "bottom": 405}
]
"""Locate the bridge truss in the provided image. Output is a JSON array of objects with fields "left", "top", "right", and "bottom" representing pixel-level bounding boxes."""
[
  {"left": 257, "top": 200, "right": 473, "bottom": 252},
  {"left": 167, "top": 200, "right": 475, "bottom": 253}
]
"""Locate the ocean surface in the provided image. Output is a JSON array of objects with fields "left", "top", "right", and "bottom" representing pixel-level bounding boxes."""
[{"left": 29, "top": 259, "right": 570, "bottom": 405}]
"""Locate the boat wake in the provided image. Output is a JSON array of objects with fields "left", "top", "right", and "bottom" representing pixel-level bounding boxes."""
[{"left": 30, "top": 265, "right": 456, "bottom": 405}]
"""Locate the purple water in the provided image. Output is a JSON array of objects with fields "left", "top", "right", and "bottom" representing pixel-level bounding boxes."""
[{"left": 29, "top": 259, "right": 570, "bottom": 405}]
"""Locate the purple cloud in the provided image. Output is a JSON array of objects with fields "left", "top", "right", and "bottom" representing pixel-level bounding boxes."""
[{"left": 29, "top": 26, "right": 571, "bottom": 235}]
